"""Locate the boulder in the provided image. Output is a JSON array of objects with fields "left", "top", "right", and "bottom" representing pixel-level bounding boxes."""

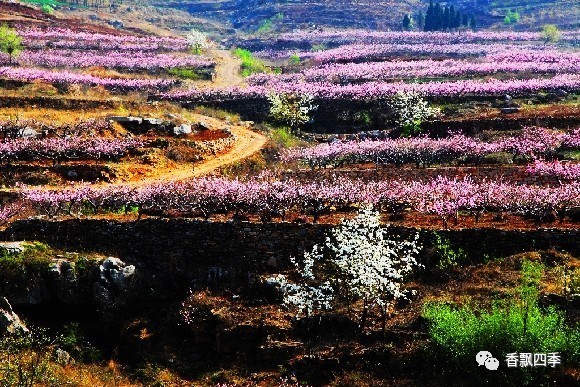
[
  {"left": 0, "top": 241, "right": 26, "bottom": 255},
  {"left": 108, "top": 116, "right": 143, "bottom": 125},
  {"left": 55, "top": 348, "right": 74, "bottom": 366},
  {"left": 101, "top": 257, "right": 124, "bottom": 271},
  {"left": 19, "top": 127, "right": 40, "bottom": 138},
  {"left": 173, "top": 124, "right": 192, "bottom": 136},
  {"left": 0, "top": 297, "right": 28, "bottom": 335},
  {"left": 197, "top": 121, "right": 211, "bottom": 131},
  {"left": 49, "top": 259, "right": 79, "bottom": 305},
  {"left": 93, "top": 257, "right": 136, "bottom": 305},
  {"left": 142, "top": 117, "right": 164, "bottom": 126},
  {"left": 110, "top": 20, "right": 124, "bottom": 29}
]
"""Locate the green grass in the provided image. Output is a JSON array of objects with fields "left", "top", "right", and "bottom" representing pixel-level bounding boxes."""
[
  {"left": 423, "top": 261, "right": 580, "bottom": 384},
  {"left": 20, "top": 0, "right": 63, "bottom": 7},
  {"left": 190, "top": 106, "right": 241, "bottom": 123},
  {"left": 560, "top": 150, "right": 580, "bottom": 161},
  {"left": 0, "top": 242, "right": 53, "bottom": 290},
  {"left": 166, "top": 68, "right": 204, "bottom": 80},
  {"left": 232, "top": 48, "right": 267, "bottom": 77},
  {"left": 270, "top": 126, "right": 301, "bottom": 148}
]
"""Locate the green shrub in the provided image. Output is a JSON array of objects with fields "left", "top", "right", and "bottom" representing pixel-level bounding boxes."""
[
  {"left": 41, "top": 4, "right": 54, "bottom": 14},
  {"left": 423, "top": 261, "right": 580, "bottom": 383},
  {"left": 166, "top": 68, "right": 203, "bottom": 80},
  {"left": 504, "top": 10, "right": 521, "bottom": 25},
  {"left": 433, "top": 232, "right": 467, "bottom": 270},
  {"left": 311, "top": 44, "right": 327, "bottom": 52},
  {"left": 232, "top": 48, "right": 267, "bottom": 77},
  {"left": 270, "top": 126, "right": 301, "bottom": 148},
  {"left": 0, "top": 242, "right": 53, "bottom": 290},
  {"left": 289, "top": 54, "right": 301, "bottom": 65}
]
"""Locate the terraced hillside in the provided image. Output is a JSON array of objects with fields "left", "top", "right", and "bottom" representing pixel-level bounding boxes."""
[
  {"left": 155, "top": 0, "right": 423, "bottom": 31},
  {"left": 151, "top": 0, "right": 578, "bottom": 32}
]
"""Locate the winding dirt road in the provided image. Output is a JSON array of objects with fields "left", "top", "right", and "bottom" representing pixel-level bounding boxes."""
[
  {"left": 1, "top": 49, "right": 264, "bottom": 194},
  {"left": 210, "top": 49, "right": 245, "bottom": 87},
  {"left": 120, "top": 122, "right": 267, "bottom": 187}
]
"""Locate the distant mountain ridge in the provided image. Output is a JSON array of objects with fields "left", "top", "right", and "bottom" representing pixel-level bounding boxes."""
[{"left": 151, "top": 0, "right": 579, "bottom": 31}]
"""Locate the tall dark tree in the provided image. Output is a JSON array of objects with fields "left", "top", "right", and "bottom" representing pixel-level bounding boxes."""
[
  {"left": 417, "top": 10, "right": 425, "bottom": 29},
  {"left": 434, "top": 2, "right": 443, "bottom": 30},
  {"left": 403, "top": 14, "right": 412, "bottom": 30},
  {"left": 470, "top": 14, "right": 477, "bottom": 31},
  {"left": 424, "top": 0, "right": 434, "bottom": 31},
  {"left": 462, "top": 13, "right": 469, "bottom": 27},
  {"left": 449, "top": 5, "right": 456, "bottom": 28},
  {"left": 443, "top": 6, "right": 450, "bottom": 30},
  {"left": 454, "top": 11, "right": 462, "bottom": 29}
]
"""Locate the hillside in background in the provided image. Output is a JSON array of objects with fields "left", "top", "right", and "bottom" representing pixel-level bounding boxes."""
[
  {"left": 149, "top": 0, "right": 579, "bottom": 32},
  {"left": 15, "top": 0, "right": 579, "bottom": 34}
]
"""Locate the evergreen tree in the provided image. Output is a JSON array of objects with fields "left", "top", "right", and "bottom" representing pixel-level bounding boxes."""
[
  {"left": 449, "top": 5, "right": 456, "bottom": 28},
  {"left": 462, "top": 13, "right": 469, "bottom": 27},
  {"left": 417, "top": 10, "right": 425, "bottom": 29},
  {"left": 403, "top": 14, "right": 412, "bottom": 30},
  {"left": 454, "top": 11, "right": 462, "bottom": 29},
  {"left": 434, "top": 3, "right": 443, "bottom": 30},
  {"left": 443, "top": 6, "right": 450, "bottom": 30},
  {"left": 425, "top": 0, "right": 434, "bottom": 31}
]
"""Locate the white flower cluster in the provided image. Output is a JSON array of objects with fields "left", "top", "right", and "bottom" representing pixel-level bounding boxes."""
[
  {"left": 186, "top": 29, "right": 212, "bottom": 52},
  {"left": 266, "top": 271, "right": 334, "bottom": 317},
  {"left": 387, "top": 91, "right": 440, "bottom": 132},
  {"left": 267, "top": 206, "right": 421, "bottom": 322},
  {"left": 267, "top": 93, "right": 318, "bottom": 131},
  {"left": 327, "top": 206, "right": 422, "bottom": 311}
]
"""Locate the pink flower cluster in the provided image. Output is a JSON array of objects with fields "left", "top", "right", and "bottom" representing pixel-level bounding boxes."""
[
  {"left": 527, "top": 160, "right": 580, "bottom": 181},
  {"left": 0, "top": 118, "right": 112, "bottom": 137},
  {"left": 0, "top": 203, "right": 22, "bottom": 226},
  {"left": 0, "top": 137, "right": 144, "bottom": 162},
  {"left": 309, "top": 43, "right": 541, "bottom": 63},
  {"left": 295, "top": 56, "right": 580, "bottom": 83},
  {"left": 21, "top": 175, "right": 580, "bottom": 226},
  {"left": 0, "top": 66, "right": 177, "bottom": 91},
  {"left": 21, "top": 28, "right": 188, "bottom": 52},
  {"left": 164, "top": 74, "right": 580, "bottom": 101},
  {"left": 15, "top": 50, "right": 214, "bottom": 71},
  {"left": 273, "top": 30, "right": 580, "bottom": 46},
  {"left": 283, "top": 128, "right": 579, "bottom": 168}
]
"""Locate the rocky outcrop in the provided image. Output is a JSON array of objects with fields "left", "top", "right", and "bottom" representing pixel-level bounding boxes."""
[
  {"left": 93, "top": 257, "right": 136, "bottom": 307},
  {"left": 0, "top": 297, "right": 28, "bottom": 335},
  {"left": 3, "top": 254, "right": 136, "bottom": 309},
  {"left": 49, "top": 259, "right": 80, "bottom": 305}
]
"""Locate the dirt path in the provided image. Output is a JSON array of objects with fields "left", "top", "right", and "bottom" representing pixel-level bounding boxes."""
[
  {"left": 119, "top": 123, "right": 266, "bottom": 187},
  {"left": 0, "top": 122, "right": 267, "bottom": 194},
  {"left": 203, "top": 49, "right": 245, "bottom": 87}
]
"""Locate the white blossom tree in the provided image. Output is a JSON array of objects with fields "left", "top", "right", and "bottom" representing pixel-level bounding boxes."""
[
  {"left": 321, "top": 206, "right": 422, "bottom": 333},
  {"left": 269, "top": 206, "right": 422, "bottom": 334},
  {"left": 387, "top": 91, "right": 439, "bottom": 137},
  {"left": 266, "top": 249, "right": 334, "bottom": 319},
  {"left": 267, "top": 93, "right": 318, "bottom": 134},
  {"left": 186, "top": 29, "right": 211, "bottom": 54}
]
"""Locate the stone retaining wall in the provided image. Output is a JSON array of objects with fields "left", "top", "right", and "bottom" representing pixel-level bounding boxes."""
[
  {"left": 281, "top": 165, "right": 562, "bottom": 185},
  {"left": 163, "top": 96, "right": 580, "bottom": 133},
  {"left": 2, "top": 219, "right": 578, "bottom": 274}
]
